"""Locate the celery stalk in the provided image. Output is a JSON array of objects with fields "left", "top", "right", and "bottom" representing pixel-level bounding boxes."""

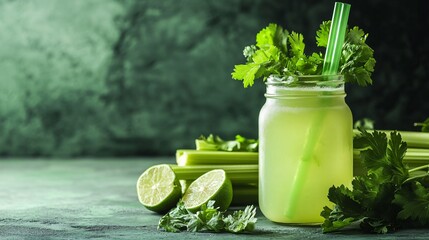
[
  {"left": 176, "top": 149, "right": 258, "bottom": 166},
  {"left": 170, "top": 164, "right": 258, "bottom": 184}
]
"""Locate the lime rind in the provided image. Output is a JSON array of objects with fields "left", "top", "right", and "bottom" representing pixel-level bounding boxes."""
[
  {"left": 182, "top": 169, "right": 233, "bottom": 212},
  {"left": 136, "top": 164, "right": 182, "bottom": 213}
]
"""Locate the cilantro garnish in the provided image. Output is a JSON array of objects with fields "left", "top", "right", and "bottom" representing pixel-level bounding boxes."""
[
  {"left": 322, "top": 129, "right": 429, "bottom": 234},
  {"left": 232, "top": 21, "right": 375, "bottom": 87}
]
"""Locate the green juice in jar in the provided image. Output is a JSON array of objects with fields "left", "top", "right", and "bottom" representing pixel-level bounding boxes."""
[{"left": 258, "top": 75, "right": 353, "bottom": 224}]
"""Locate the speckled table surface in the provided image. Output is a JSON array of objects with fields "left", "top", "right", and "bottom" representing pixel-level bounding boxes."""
[{"left": 0, "top": 158, "right": 428, "bottom": 239}]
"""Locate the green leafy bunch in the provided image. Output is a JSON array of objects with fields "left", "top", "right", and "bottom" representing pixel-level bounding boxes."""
[
  {"left": 158, "top": 200, "right": 257, "bottom": 233},
  {"left": 231, "top": 21, "right": 375, "bottom": 87},
  {"left": 195, "top": 134, "right": 258, "bottom": 152},
  {"left": 322, "top": 129, "right": 429, "bottom": 234}
]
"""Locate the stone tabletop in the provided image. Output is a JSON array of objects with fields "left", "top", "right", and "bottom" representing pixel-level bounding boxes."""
[{"left": 0, "top": 158, "right": 428, "bottom": 239}]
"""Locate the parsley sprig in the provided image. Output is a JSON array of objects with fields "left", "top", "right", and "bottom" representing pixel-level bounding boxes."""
[
  {"left": 322, "top": 129, "right": 429, "bottom": 234},
  {"left": 232, "top": 21, "right": 375, "bottom": 87},
  {"left": 158, "top": 200, "right": 257, "bottom": 233}
]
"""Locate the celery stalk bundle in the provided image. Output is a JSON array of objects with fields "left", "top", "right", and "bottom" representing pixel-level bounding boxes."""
[
  {"left": 174, "top": 144, "right": 259, "bottom": 206},
  {"left": 174, "top": 134, "right": 259, "bottom": 205},
  {"left": 170, "top": 164, "right": 258, "bottom": 184},
  {"left": 174, "top": 130, "right": 429, "bottom": 206}
]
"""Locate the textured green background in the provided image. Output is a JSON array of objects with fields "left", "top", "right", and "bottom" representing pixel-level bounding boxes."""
[{"left": 0, "top": 0, "right": 427, "bottom": 157}]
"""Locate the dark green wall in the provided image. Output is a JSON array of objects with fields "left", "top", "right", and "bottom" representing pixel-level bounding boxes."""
[{"left": 0, "top": 0, "right": 427, "bottom": 156}]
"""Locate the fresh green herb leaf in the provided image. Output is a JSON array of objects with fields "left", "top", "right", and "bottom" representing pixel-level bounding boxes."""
[
  {"left": 358, "top": 130, "right": 389, "bottom": 172},
  {"left": 256, "top": 23, "right": 278, "bottom": 48},
  {"left": 158, "top": 201, "right": 191, "bottom": 232},
  {"left": 187, "top": 201, "right": 224, "bottom": 232},
  {"left": 158, "top": 200, "right": 258, "bottom": 233},
  {"left": 196, "top": 134, "right": 258, "bottom": 152},
  {"left": 232, "top": 24, "right": 287, "bottom": 87},
  {"left": 316, "top": 21, "right": 330, "bottom": 47},
  {"left": 232, "top": 22, "right": 375, "bottom": 87},
  {"left": 252, "top": 45, "right": 281, "bottom": 64},
  {"left": 321, "top": 185, "right": 363, "bottom": 233},
  {"left": 231, "top": 63, "right": 262, "bottom": 88},
  {"left": 223, "top": 205, "right": 257, "bottom": 233},
  {"left": 321, "top": 129, "right": 410, "bottom": 234},
  {"left": 356, "top": 129, "right": 408, "bottom": 184},
  {"left": 288, "top": 31, "right": 305, "bottom": 57},
  {"left": 321, "top": 205, "right": 359, "bottom": 233},
  {"left": 339, "top": 26, "right": 376, "bottom": 86},
  {"left": 393, "top": 181, "right": 429, "bottom": 225},
  {"left": 295, "top": 53, "right": 323, "bottom": 75}
]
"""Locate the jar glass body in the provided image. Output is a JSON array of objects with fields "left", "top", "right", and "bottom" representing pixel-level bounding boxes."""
[{"left": 258, "top": 75, "right": 353, "bottom": 224}]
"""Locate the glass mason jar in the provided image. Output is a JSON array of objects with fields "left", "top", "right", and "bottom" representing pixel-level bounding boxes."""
[{"left": 258, "top": 75, "right": 353, "bottom": 224}]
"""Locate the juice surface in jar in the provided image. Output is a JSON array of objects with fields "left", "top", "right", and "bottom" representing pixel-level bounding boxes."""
[{"left": 258, "top": 75, "right": 353, "bottom": 224}]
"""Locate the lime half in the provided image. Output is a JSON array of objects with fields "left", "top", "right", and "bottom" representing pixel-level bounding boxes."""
[
  {"left": 182, "top": 169, "right": 233, "bottom": 212},
  {"left": 136, "top": 164, "right": 181, "bottom": 213}
]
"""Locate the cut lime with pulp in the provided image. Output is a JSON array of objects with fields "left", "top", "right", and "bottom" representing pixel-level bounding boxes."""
[
  {"left": 182, "top": 169, "right": 233, "bottom": 212},
  {"left": 136, "top": 164, "right": 181, "bottom": 213}
]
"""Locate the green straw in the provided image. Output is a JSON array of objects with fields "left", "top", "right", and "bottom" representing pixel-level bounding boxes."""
[
  {"left": 284, "top": 2, "right": 351, "bottom": 219},
  {"left": 322, "top": 2, "right": 351, "bottom": 75}
]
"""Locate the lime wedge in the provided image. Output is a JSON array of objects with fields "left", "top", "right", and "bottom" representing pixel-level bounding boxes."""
[
  {"left": 136, "top": 164, "right": 181, "bottom": 213},
  {"left": 182, "top": 169, "right": 233, "bottom": 212}
]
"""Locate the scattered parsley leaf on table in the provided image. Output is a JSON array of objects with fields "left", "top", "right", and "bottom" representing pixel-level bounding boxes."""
[
  {"left": 223, "top": 204, "right": 257, "bottom": 233},
  {"left": 158, "top": 200, "right": 257, "bottom": 233},
  {"left": 187, "top": 201, "right": 224, "bottom": 232},
  {"left": 157, "top": 201, "right": 191, "bottom": 232}
]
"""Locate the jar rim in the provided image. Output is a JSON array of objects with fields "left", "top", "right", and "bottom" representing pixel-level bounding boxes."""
[{"left": 266, "top": 74, "right": 344, "bottom": 88}]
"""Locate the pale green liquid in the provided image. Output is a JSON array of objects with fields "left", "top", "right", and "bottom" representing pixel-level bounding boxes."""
[{"left": 259, "top": 94, "right": 353, "bottom": 223}]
